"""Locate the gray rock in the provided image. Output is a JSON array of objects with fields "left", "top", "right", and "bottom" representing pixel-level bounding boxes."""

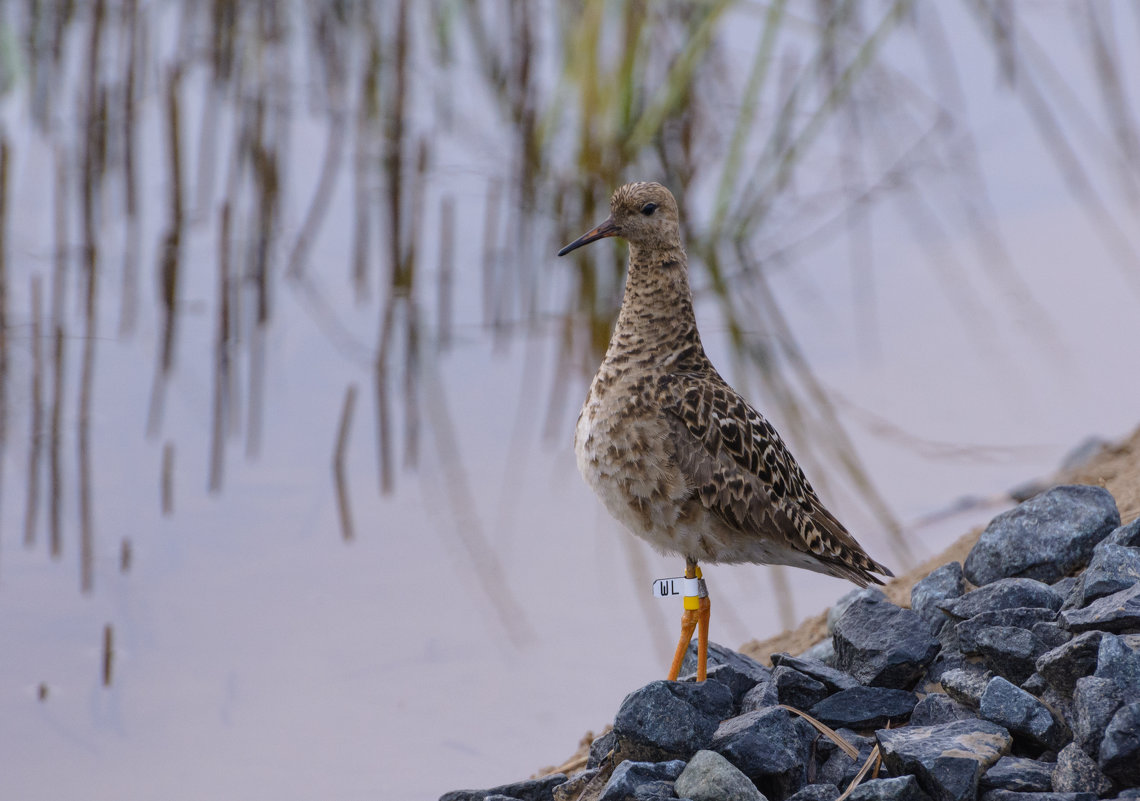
[
  {"left": 979, "top": 676, "right": 1067, "bottom": 752},
  {"left": 911, "top": 693, "right": 977, "bottom": 726},
  {"left": 1035, "top": 631, "right": 1104, "bottom": 695},
  {"left": 808, "top": 687, "right": 917, "bottom": 730},
  {"left": 829, "top": 587, "right": 889, "bottom": 634},
  {"left": 1021, "top": 673, "right": 1048, "bottom": 695},
  {"left": 1052, "top": 743, "right": 1112, "bottom": 795},
  {"left": 941, "top": 665, "right": 994, "bottom": 708},
  {"left": 980, "top": 756, "right": 1054, "bottom": 792},
  {"left": 674, "top": 749, "right": 765, "bottom": 801},
  {"left": 1071, "top": 676, "right": 1125, "bottom": 758},
  {"left": 980, "top": 792, "right": 1096, "bottom": 801},
  {"left": 553, "top": 770, "right": 599, "bottom": 801},
  {"left": 711, "top": 706, "right": 807, "bottom": 800},
  {"left": 1093, "top": 633, "right": 1140, "bottom": 696},
  {"left": 1099, "top": 518, "right": 1140, "bottom": 549},
  {"left": 589, "top": 730, "right": 617, "bottom": 769},
  {"left": 741, "top": 678, "right": 780, "bottom": 713},
  {"left": 801, "top": 639, "right": 836, "bottom": 665},
  {"left": 1029, "top": 622, "right": 1072, "bottom": 651},
  {"left": 771, "top": 653, "right": 860, "bottom": 694},
  {"left": 911, "top": 563, "right": 966, "bottom": 634},
  {"left": 786, "top": 784, "right": 840, "bottom": 801},
  {"left": 847, "top": 776, "right": 932, "bottom": 801},
  {"left": 1070, "top": 544, "right": 1140, "bottom": 608},
  {"left": 957, "top": 608, "right": 1058, "bottom": 655},
  {"left": 1099, "top": 702, "right": 1140, "bottom": 786},
  {"left": 876, "top": 719, "right": 1012, "bottom": 801},
  {"left": 629, "top": 782, "right": 676, "bottom": 800},
  {"left": 771, "top": 666, "right": 830, "bottom": 711},
  {"left": 940, "top": 579, "right": 1063, "bottom": 621},
  {"left": 1060, "top": 582, "right": 1140, "bottom": 633},
  {"left": 1115, "top": 791, "right": 1140, "bottom": 800},
  {"left": 833, "top": 598, "right": 941, "bottom": 689},
  {"left": 818, "top": 735, "right": 875, "bottom": 789},
  {"left": 682, "top": 641, "right": 771, "bottom": 685},
  {"left": 614, "top": 680, "right": 735, "bottom": 761},
  {"left": 683, "top": 661, "right": 767, "bottom": 708},
  {"left": 599, "top": 760, "right": 685, "bottom": 801},
  {"left": 963, "top": 485, "right": 1120, "bottom": 585},
  {"left": 440, "top": 774, "right": 568, "bottom": 801},
  {"left": 1052, "top": 575, "right": 1081, "bottom": 599},
  {"left": 973, "top": 626, "right": 1051, "bottom": 685}
]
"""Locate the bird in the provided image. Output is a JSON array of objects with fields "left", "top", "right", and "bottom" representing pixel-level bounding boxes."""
[{"left": 558, "top": 181, "right": 892, "bottom": 682}]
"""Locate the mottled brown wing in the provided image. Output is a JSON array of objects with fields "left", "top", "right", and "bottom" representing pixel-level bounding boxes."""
[{"left": 664, "top": 377, "right": 891, "bottom": 586}]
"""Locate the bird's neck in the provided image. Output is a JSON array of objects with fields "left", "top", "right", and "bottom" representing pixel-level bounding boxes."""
[{"left": 606, "top": 245, "right": 705, "bottom": 367}]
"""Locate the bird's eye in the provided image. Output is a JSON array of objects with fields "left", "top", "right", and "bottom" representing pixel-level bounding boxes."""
[{"left": 640, "top": 202, "right": 658, "bottom": 216}]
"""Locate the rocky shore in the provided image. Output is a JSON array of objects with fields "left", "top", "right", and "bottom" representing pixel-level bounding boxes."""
[{"left": 441, "top": 484, "right": 1140, "bottom": 801}]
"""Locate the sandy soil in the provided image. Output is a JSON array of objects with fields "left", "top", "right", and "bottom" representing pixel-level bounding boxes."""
[{"left": 542, "top": 424, "right": 1140, "bottom": 777}]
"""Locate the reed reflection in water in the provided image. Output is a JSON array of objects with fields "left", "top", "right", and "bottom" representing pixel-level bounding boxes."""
[{"left": 1, "top": 2, "right": 1140, "bottom": 798}]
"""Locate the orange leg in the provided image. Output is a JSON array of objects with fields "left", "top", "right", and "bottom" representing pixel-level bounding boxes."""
[
  {"left": 697, "top": 593, "right": 710, "bottom": 682},
  {"left": 667, "top": 607, "right": 700, "bottom": 681},
  {"left": 666, "top": 560, "right": 710, "bottom": 681}
]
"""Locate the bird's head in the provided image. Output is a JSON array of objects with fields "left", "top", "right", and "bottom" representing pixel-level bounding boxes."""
[{"left": 558, "top": 182, "right": 681, "bottom": 257}]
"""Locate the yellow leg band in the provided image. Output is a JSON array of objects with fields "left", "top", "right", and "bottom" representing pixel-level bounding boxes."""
[{"left": 683, "top": 595, "right": 700, "bottom": 611}]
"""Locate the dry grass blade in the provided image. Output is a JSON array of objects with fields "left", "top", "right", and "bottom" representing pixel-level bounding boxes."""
[
  {"left": 776, "top": 705, "right": 859, "bottom": 759},
  {"left": 837, "top": 744, "right": 882, "bottom": 801}
]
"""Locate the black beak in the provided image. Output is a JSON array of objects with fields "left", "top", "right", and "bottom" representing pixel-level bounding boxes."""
[{"left": 557, "top": 216, "right": 620, "bottom": 257}]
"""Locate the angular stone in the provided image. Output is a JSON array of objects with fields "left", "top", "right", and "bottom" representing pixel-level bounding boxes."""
[
  {"left": 684, "top": 661, "right": 768, "bottom": 708},
  {"left": 1029, "top": 622, "right": 1071, "bottom": 651},
  {"left": 911, "top": 693, "right": 976, "bottom": 726},
  {"left": 1099, "top": 518, "right": 1140, "bottom": 549},
  {"left": 711, "top": 706, "right": 807, "bottom": 800},
  {"left": 1061, "top": 583, "right": 1140, "bottom": 633},
  {"left": 973, "top": 626, "right": 1051, "bottom": 685},
  {"left": 978, "top": 676, "right": 1067, "bottom": 752},
  {"left": 941, "top": 665, "right": 993, "bottom": 708},
  {"left": 808, "top": 729, "right": 868, "bottom": 787},
  {"left": 979, "top": 792, "right": 1096, "bottom": 801},
  {"left": 674, "top": 749, "right": 765, "bottom": 801},
  {"left": 786, "top": 784, "right": 840, "bottom": 801},
  {"left": 847, "top": 776, "right": 932, "bottom": 801},
  {"left": 957, "top": 608, "right": 1058, "bottom": 655},
  {"left": 1093, "top": 633, "right": 1140, "bottom": 696},
  {"left": 597, "top": 760, "right": 685, "bottom": 801},
  {"left": 911, "top": 562, "right": 966, "bottom": 634},
  {"left": 1099, "top": 702, "right": 1140, "bottom": 786},
  {"left": 1071, "top": 544, "right": 1140, "bottom": 607},
  {"left": 801, "top": 638, "right": 836, "bottom": 665},
  {"left": 440, "top": 774, "right": 568, "bottom": 801},
  {"left": 770, "top": 666, "right": 829, "bottom": 711},
  {"left": 876, "top": 719, "right": 1012, "bottom": 801},
  {"left": 614, "top": 680, "right": 734, "bottom": 762},
  {"left": 741, "top": 678, "right": 780, "bottom": 713},
  {"left": 1071, "top": 676, "right": 1124, "bottom": 758},
  {"left": 589, "top": 730, "right": 617, "bottom": 769},
  {"left": 1021, "top": 673, "right": 1047, "bottom": 696},
  {"left": 1051, "top": 743, "right": 1112, "bottom": 795},
  {"left": 832, "top": 598, "right": 940, "bottom": 689},
  {"left": 1035, "top": 632, "right": 1104, "bottom": 695},
  {"left": 940, "top": 579, "right": 1063, "bottom": 621},
  {"left": 808, "top": 687, "right": 917, "bottom": 730},
  {"left": 963, "top": 485, "right": 1120, "bottom": 585},
  {"left": 553, "top": 770, "right": 598, "bottom": 801},
  {"left": 771, "top": 653, "right": 860, "bottom": 694},
  {"left": 829, "top": 587, "right": 889, "bottom": 634},
  {"left": 980, "top": 756, "right": 1054, "bottom": 792},
  {"left": 682, "top": 641, "right": 771, "bottom": 685}
]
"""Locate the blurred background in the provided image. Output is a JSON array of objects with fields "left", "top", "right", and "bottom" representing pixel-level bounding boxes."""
[{"left": 1, "top": 1, "right": 1140, "bottom": 798}]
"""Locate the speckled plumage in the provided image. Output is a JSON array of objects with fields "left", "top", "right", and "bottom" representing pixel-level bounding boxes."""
[{"left": 565, "top": 182, "right": 891, "bottom": 587}]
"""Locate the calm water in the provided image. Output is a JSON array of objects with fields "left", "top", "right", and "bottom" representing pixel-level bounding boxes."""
[{"left": 2, "top": 2, "right": 1140, "bottom": 799}]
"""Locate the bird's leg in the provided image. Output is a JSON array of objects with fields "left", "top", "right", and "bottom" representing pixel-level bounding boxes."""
[{"left": 666, "top": 559, "right": 709, "bottom": 681}]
